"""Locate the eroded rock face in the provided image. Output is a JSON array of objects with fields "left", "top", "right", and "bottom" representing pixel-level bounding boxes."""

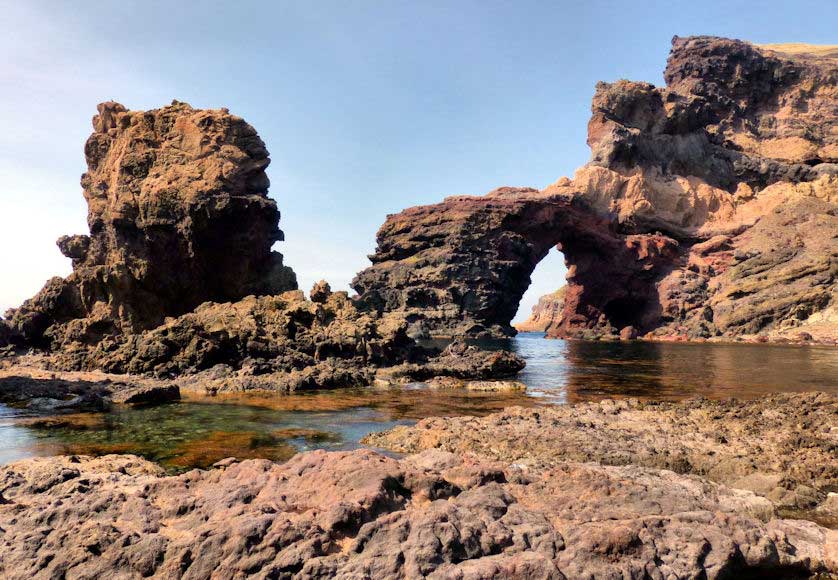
[
  {"left": 353, "top": 188, "right": 679, "bottom": 338},
  {"left": 514, "top": 287, "right": 567, "bottom": 333},
  {"left": 354, "top": 37, "right": 838, "bottom": 341},
  {"left": 1, "top": 448, "right": 835, "bottom": 579},
  {"left": 5, "top": 101, "right": 296, "bottom": 348}
]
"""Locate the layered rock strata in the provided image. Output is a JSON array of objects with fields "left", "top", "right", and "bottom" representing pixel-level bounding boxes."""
[
  {"left": 354, "top": 36, "right": 838, "bottom": 341},
  {"left": 3, "top": 101, "right": 296, "bottom": 349},
  {"left": 1, "top": 448, "right": 835, "bottom": 578},
  {"left": 514, "top": 287, "right": 567, "bottom": 332}
]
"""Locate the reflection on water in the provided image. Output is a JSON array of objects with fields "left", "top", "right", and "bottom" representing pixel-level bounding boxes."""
[
  {"left": 1, "top": 335, "right": 836, "bottom": 470},
  {"left": 507, "top": 333, "right": 838, "bottom": 403}
]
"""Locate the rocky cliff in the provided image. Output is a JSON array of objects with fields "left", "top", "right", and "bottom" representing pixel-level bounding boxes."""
[
  {"left": 3, "top": 101, "right": 296, "bottom": 348},
  {"left": 514, "top": 287, "right": 567, "bottom": 333},
  {"left": 354, "top": 36, "right": 838, "bottom": 342}
]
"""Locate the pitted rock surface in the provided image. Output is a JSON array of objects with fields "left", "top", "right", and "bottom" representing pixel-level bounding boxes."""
[
  {"left": 0, "top": 449, "right": 835, "bottom": 579},
  {"left": 365, "top": 392, "right": 838, "bottom": 518}
]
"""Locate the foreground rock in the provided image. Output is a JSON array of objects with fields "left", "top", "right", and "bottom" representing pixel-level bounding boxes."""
[
  {"left": 514, "top": 287, "right": 567, "bottom": 333},
  {"left": 353, "top": 37, "right": 838, "bottom": 341},
  {"left": 2, "top": 100, "right": 296, "bottom": 349},
  {"left": 365, "top": 392, "right": 838, "bottom": 520},
  {"left": 0, "top": 449, "right": 835, "bottom": 579}
]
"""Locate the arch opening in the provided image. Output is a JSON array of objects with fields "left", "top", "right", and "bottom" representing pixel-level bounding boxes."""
[{"left": 512, "top": 247, "right": 567, "bottom": 333}]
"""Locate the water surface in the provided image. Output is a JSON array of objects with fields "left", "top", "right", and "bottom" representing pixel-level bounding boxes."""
[{"left": 1, "top": 335, "right": 836, "bottom": 470}]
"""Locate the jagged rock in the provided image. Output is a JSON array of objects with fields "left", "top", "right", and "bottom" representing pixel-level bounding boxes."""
[
  {"left": 24, "top": 292, "right": 521, "bottom": 393},
  {"left": 75, "top": 291, "right": 415, "bottom": 385},
  {"left": 514, "top": 287, "right": 567, "bottom": 332},
  {"left": 309, "top": 279, "right": 332, "bottom": 303},
  {"left": 5, "top": 101, "right": 296, "bottom": 348},
  {"left": 353, "top": 37, "right": 838, "bottom": 342},
  {"left": 0, "top": 449, "right": 834, "bottom": 579}
]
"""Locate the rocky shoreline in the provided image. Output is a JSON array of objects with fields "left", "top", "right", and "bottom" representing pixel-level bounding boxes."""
[
  {"left": 0, "top": 393, "right": 835, "bottom": 578},
  {"left": 364, "top": 393, "right": 838, "bottom": 524},
  {"left": 0, "top": 34, "right": 836, "bottom": 579}
]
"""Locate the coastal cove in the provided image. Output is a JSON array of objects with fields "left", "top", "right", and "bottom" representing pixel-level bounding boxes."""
[
  {"left": 1, "top": 29, "right": 837, "bottom": 577},
  {"left": 2, "top": 334, "right": 836, "bottom": 471}
]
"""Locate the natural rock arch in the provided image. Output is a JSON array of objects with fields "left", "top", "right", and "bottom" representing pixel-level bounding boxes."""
[{"left": 352, "top": 188, "right": 678, "bottom": 338}]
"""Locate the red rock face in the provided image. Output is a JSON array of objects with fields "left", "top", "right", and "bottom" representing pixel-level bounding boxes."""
[
  {"left": 354, "top": 36, "right": 838, "bottom": 341},
  {"left": 353, "top": 188, "right": 679, "bottom": 338},
  {"left": 5, "top": 101, "right": 297, "bottom": 347}
]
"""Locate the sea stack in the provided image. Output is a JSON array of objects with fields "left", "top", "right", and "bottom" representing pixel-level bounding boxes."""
[{"left": 4, "top": 101, "right": 297, "bottom": 348}]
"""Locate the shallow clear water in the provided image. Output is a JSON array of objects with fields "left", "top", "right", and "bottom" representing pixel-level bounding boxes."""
[{"left": 1, "top": 335, "right": 836, "bottom": 470}]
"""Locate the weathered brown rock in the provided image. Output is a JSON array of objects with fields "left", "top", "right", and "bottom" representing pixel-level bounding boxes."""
[
  {"left": 0, "top": 448, "right": 834, "bottom": 579},
  {"left": 17, "top": 291, "right": 523, "bottom": 393},
  {"left": 365, "top": 392, "right": 838, "bottom": 518},
  {"left": 353, "top": 37, "right": 838, "bottom": 342},
  {"left": 5, "top": 101, "right": 296, "bottom": 348},
  {"left": 514, "top": 287, "right": 567, "bottom": 333},
  {"left": 353, "top": 188, "right": 680, "bottom": 338}
]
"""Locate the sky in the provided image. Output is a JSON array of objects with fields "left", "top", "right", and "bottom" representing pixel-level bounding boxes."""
[{"left": 2, "top": 1, "right": 837, "bottom": 323}]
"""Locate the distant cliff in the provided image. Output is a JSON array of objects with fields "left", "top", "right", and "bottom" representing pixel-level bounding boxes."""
[{"left": 514, "top": 287, "right": 567, "bottom": 333}]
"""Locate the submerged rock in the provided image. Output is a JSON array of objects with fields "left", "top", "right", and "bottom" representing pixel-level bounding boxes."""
[
  {"left": 0, "top": 449, "right": 834, "bottom": 579},
  {"left": 353, "top": 37, "right": 838, "bottom": 342}
]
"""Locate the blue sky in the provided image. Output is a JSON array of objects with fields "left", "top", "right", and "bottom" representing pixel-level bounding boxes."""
[{"left": 2, "top": 0, "right": 836, "bottom": 322}]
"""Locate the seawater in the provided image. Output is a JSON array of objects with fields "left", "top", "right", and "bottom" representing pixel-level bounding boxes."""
[{"left": 1, "top": 334, "right": 836, "bottom": 470}]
